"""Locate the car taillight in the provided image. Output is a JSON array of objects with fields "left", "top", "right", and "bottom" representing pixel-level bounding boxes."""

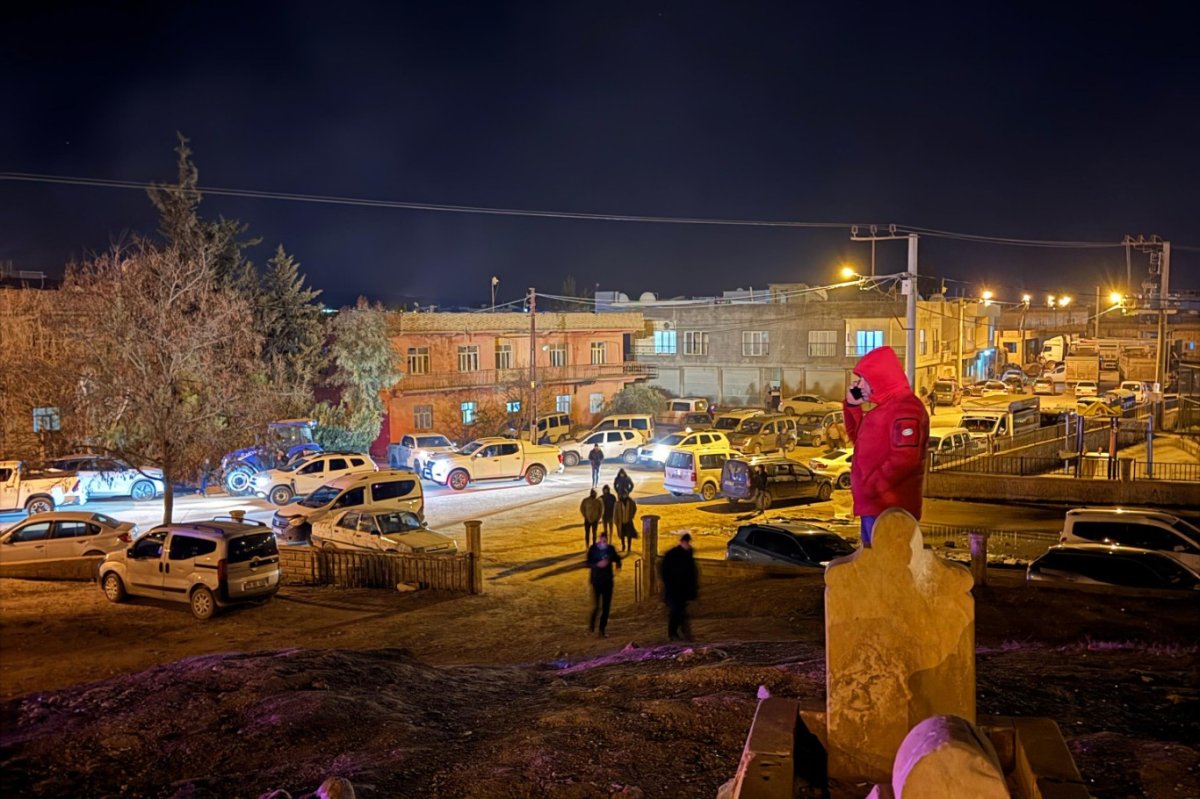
[
  {"left": 118, "top": 532, "right": 131, "bottom": 543},
  {"left": 690, "top": 471, "right": 696, "bottom": 483},
  {"left": 217, "top": 558, "right": 227, "bottom": 584},
  {"left": 557, "top": 454, "right": 563, "bottom": 463}
]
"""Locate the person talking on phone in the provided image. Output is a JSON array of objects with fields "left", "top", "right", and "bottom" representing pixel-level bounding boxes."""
[{"left": 843, "top": 345, "right": 930, "bottom": 546}]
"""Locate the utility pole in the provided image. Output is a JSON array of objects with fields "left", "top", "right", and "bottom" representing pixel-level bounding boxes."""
[
  {"left": 848, "top": 225, "right": 920, "bottom": 388},
  {"left": 957, "top": 297, "right": 965, "bottom": 382},
  {"left": 528, "top": 287, "right": 537, "bottom": 442}
]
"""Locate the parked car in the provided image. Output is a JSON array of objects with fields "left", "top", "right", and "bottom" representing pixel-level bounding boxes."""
[
  {"left": 1074, "top": 380, "right": 1098, "bottom": 397},
  {"left": 1026, "top": 544, "right": 1200, "bottom": 592},
  {"left": 931, "top": 380, "right": 962, "bottom": 406},
  {"left": 1119, "top": 381, "right": 1149, "bottom": 404},
  {"left": 517, "top": 413, "right": 573, "bottom": 444},
  {"left": 0, "top": 459, "right": 86, "bottom": 515},
  {"left": 979, "top": 380, "right": 1010, "bottom": 398},
  {"left": 962, "top": 380, "right": 987, "bottom": 398},
  {"left": 0, "top": 511, "right": 137, "bottom": 565},
  {"left": 926, "top": 427, "right": 980, "bottom": 464},
  {"left": 779, "top": 394, "right": 829, "bottom": 417},
  {"left": 560, "top": 429, "right": 645, "bottom": 467},
  {"left": 676, "top": 412, "right": 715, "bottom": 432},
  {"left": 725, "top": 522, "right": 854, "bottom": 568},
  {"left": 310, "top": 509, "right": 458, "bottom": 555},
  {"left": 663, "top": 449, "right": 731, "bottom": 501},
  {"left": 1032, "top": 377, "right": 1057, "bottom": 396},
  {"left": 637, "top": 430, "right": 732, "bottom": 468},
  {"left": 808, "top": 449, "right": 853, "bottom": 490},
  {"left": 726, "top": 413, "right": 798, "bottom": 455},
  {"left": 720, "top": 457, "right": 833, "bottom": 509},
  {"left": 395, "top": 433, "right": 458, "bottom": 475},
  {"left": 658, "top": 397, "right": 710, "bottom": 427},
  {"left": 793, "top": 406, "right": 845, "bottom": 448},
  {"left": 272, "top": 470, "right": 424, "bottom": 544},
  {"left": 252, "top": 451, "right": 378, "bottom": 506},
  {"left": 711, "top": 408, "right": 767, "bottom": 436},
  {"left": 99, "top": 516, "right": 280, "bottom": 619},
  {"left": 1001, "top": 374, "right": 1027, "bottom": 394},
  {"left": 1059, "top": 508, "right": 1199, "bottom": 572},
  {"left": 427, "top": 438, "right": 561, "bottom": 490},
  {"left": 589, "top": 413, "right": 656, "bottom": 439},
  {"left": 44, "top": 456, "right": 165, "bottom": 501}
]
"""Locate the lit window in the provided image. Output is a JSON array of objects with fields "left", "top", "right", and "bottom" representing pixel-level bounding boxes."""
[
  {"left": 556, "top": 394, "right": 571, "bottom": 413},
  {"left": 654, "top": 330, "right": 677, "bottom": 354},
  {"left": 461, "top": 401, "right": 477, "bottom": 425},
  {"left": 742, "top": 331, "right": 769, "bottom": 356},
  {"left": 495, "top": 342, "right": 512, "bottom": 370},
  {"left": 919, "top": 329, "right": 927, "bottom": 356},
  {"left": 458, "top": 345, "right": 480, "bottom": 372},
  {"left": 506, "top": 400, "right": 521, "bottom": 413},
  {"left": 683, "top": 331, "right": 709, "bottom": 356},
  {"left": 413, "top": 405, "right": 433, "bottom": 431},
  {"left": 855, "top": 330, "right": 883, "bottom": 355},
  {"left": 407, "top": 347, "right": 429, "bottom": 375}
]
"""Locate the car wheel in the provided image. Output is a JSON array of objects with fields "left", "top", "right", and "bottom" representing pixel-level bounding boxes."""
[
  {"left": 448, "top": 470, "right": 470, "bottom": 491},
  {"left": 269, "top": 485, "right": 294, "bottom": 506},
  {"left": 700, "top": 482, "right": 718, "bottom": 501},
  {"left": 818, "top": 482, "right": 833, "bottom": 501},
  {"left": 24, "top": 496, "right": 53, "bottom": 515},
  {"left": 102, "top": 572, "right": 126, "bottom": 603},
  {"left": 783, "top": 407, "right": 794, "bottom": 416},
  {"left": 526, "top": 464, "right": 546, "bottom": 485},
  {"left": 224, "top": 467, "right": 253, "bottom": 496},
  {"left": 131, "top": 480, "right": 156, "bottom": 501},
  {"left": 623, "top": 449, "right": 638, "bottom": 464},
  {"left": 810, "top": 435, "right": 822, "bottom": 448},
  {"left": 564, "top": 451, "right": 580, "bottom": 467},
  {"left": 670, "top": 491, "right": 682, "bottom": 497},
  {"left": 837, "top": 473, "right": 852, "bottom": 490},
  {"left": 190, "top": 586, "right": 217, "bottom": 620},
  {"left": 321, "top": 540, "right": 338, "bottom": 552}
]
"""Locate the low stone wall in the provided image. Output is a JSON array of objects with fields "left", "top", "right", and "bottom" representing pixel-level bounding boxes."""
[
  {"left": 695, "top": 558, "right": 812, "bottom": 581},
  {"left": 926, "top": 471, "right": 1200, "bottom": 508},
  {"left": 0, "top": 557, "right": 100, "bottom": 581},
  {"left": 278, "top": 546, "right": 478, "bottom": 593}
]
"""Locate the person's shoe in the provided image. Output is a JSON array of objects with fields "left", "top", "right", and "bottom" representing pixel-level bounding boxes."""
[{"left": 598, "top": 630, "right": 607, "bottom": 638}]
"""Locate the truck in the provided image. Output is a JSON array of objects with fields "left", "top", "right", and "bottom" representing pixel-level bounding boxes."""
[
  {"left": 1039, "top": 334, "right": 1074, "bottom": 365},
  {"left": 959, "top": 395, "right": 1042, "bottom": 445},
  {"left": 1062, "top": 355, "right": 1100, "bottom": 385},
  {"left": 0, "top": 460, "right": 87, "bottom": 515},
  {"left": 220, "top": 419, "right": 323, "bottom": 496},
  {"left": 1119, "top": 354, "right": 1157, "bottom": 384},
  {"left": 425, "top": 437, "right": 563, "bottom": 491}
]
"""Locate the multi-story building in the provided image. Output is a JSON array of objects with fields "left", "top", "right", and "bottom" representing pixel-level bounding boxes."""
[
  {"left": 600, "top": 285, "right": 992, "bottom": 405},
  {"left": 383, "top": 310, "right": 651, "bottom": 445}
]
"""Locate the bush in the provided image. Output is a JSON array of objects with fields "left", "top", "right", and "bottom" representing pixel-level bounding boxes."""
[{"left": 603, "top": 385, "right": 669, "bottom": 416}]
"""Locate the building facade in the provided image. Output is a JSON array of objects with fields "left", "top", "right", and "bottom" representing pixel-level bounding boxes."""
[{"left": 384, "top": 310, "right": 650, "bottom": 444}]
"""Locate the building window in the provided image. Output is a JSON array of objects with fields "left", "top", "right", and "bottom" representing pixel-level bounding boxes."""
[
  {"left": 589, "top": 392, "right": 604, "bottom": 413},
  {"left": 653, "top": 329, "right": 677, "bottom": 354},
  {"left": 919, "top": 329, "right": 927, "bottom": 356},
  {"left": 413, "top": 405, "right": 433, "bottom": 431},
  {"left": 556, "top": 394, "right": 571, "bottom": 413},
  {"left": 407, "top": 347, "right": 429, "bottom": 375},
  {"left": 808, "top": 330, "right": 837, "bottom": 357},
  {"left": 933, "top": 329, "right": 941, "bottom": 354},
  {"left": 742, "top": 331, "right": 769, "bottom": 357},
  {"left": 506, "top": 400, "right": 521, "bottom": 413},
  {"left": 591, "top": 341, "right": 607, "bottom": 365},
  {"left": 495, "top": 342, "right": 512, "bottom": 370},
  {"left": 458, "top": 345, "right": 480, "bottom": 372},
  {"left": 32, "top": 406, "right": 61, "bottom": 432},
  {"left": 855, "top": 330, "right": 883, "bottom": 355},
  {"left": 461, "top": 401, "right": 477, "bottom": 425},
  {"left": 549, "top": 343, "right": 568, "bottom": 367},
  {"left": 683, "top": 331, "right": 709, "bottom": 356}
]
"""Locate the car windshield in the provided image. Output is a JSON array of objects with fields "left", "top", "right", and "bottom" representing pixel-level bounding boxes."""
[
  {"left": 461, "top": 441, "right": 485, "bottom": 455},
  {"left": 934, "top": 382, "right": 954, "bottom": 391},
  {"left": 417, "top": 435, "right": 452, "bottom": 448},
  {"left": 299, "top": 484, "right": 342, "bottom": 508},
  {"left": 739, "top": 420, "right": 764, "bottom": 434},
  {"left": 798, "top": 413, "right": 824, "bottom": 425},
  {"left": 1172, "top": 518, "right": 1200, "bottom": 538},
  {"left": 660, "top": 434, "right": 686, "bottom": 446},
  {"left": 799, "top": 534, "right": 855, "bottom": 562},
  {"left": 375, "top": 512, "right": 424, "bottom": 534},
  {"left": 279, "top": 456, "right": 312, "bottom": 473},
  {"left": 959, "top": 418, "right": 996, "bottom": 434}
]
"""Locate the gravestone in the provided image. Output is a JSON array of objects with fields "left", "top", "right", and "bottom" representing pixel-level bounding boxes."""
[{"left": 825, "top": 508, "right": 976, "bottom": 783}]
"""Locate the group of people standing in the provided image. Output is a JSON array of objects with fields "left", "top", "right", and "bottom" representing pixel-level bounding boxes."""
[{"left": 579, "top": 467, "right": 637, "bottom": 552}]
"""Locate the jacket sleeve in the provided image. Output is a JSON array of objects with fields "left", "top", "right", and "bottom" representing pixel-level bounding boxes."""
[{"left": 843, "top": 399, "right": 864, "bottom": 445}]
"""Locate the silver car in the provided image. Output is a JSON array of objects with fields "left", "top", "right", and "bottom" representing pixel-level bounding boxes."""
[
  {"left": 726, "top": 522, "right": 854, "bottom": 567},
  {"left": 0, "top": 511, "right": 137, "bottom": 564},
  {"left": 45, "top": 456, "right": 165, "bottom": 501},
  {"left": 311, "top": 509, "right": 458, "bottom": 555}
]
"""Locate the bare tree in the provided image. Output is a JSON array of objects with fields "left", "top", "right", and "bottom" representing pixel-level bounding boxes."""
[{"left": 68, "top": 241, "right": 268, "bottom": 523}]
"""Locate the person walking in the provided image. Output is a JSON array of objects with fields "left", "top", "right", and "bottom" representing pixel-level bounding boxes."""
[
  {"left": 926, "top": 388, "right": 937, "bottom": 417},
  {"left": 661, "top": 531, "right": 698, "bottom": 641},
  {"left": 586, "top": 532, "right": 622, "bottom": 637},
  {"left": 753, "top": 465, "right": 770, "bottom": 513},
  {"left": 843, "top": 345, "right": 930, "bottom": 547},
  {"left": 588, "top": 442, "right": 604, "bottom": 489},
  {"left": 614, "top": 493, "right": 638, "bottom": 553},
  {"left": 613, "top": 467, "right": 634, "bottom": 499},
  {"left": 579, "top": 488, "right": 602, "bottom": 549},
  {"left": 600, "top": 484, "right": 617, "bottom": 539}
]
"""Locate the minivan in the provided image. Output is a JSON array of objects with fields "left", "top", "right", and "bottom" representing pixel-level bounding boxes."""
[
  {"left": 927, "top": 427, "right": 978, "bottom": 464},
  {"left": 272, "top": 470, "right": 424, "bottom": 544},
  {"left": 931, "top": 380, "right": 962, "bottom": 406},
  {"left": 659, "top": 397, "right": 710, "bottom": 426},
  {"left": 664, "top": 449, "right": 732, "bottom": 501},
  {"left": 589, "top": 413, "right": 655, "bottom": 439},
  {"left": 711, "top": 408, "right": 766, "bottom": 437},
  {"left": 518, "top": 413, "right": 573, "bottom": 444},
  {"left": 726, "top": 413, "right": 798, "bottom": 455},
  {"left": 1059, "top": 508, "right": 1200, "bottom": 572},
  {"left": 793, "top": 406, "right": 845, "bottom": 448}
]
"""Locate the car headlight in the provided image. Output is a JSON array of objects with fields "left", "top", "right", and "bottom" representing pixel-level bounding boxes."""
[
  {"left": 653, "top": 445, "right": 668, "bottom": 460},
  {"left": 253, "top": 473, "right": 271, "bottom": 486},
  {"left": 288, "top": 516, "right": 304, "bottom": 527}
]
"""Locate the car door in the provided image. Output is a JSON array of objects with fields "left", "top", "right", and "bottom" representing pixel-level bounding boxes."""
[
  {"left": 748, "top": 528, "right": 804, "bottom": 565},
  {"left": 355, "top": 514, "right": 384, "bottom": 551},
  {"left": 161, "top": 533, "right": 219, "bottom": 599},
  {"left": 292, "top": 458, "right": 327, "bottom": 495},
  {"left": 0, "top": 520, "right": 53, "bottom": 563},
  {"left": 102, "top": 459, "right": 136, "bottom": 497},
  {"left": 601, "top": 431, "right": 625, "bottom": 459},
  {"left": 46, "top": 519, "right": 98, "bottom": 559},
  {"left": 493, "top": 442, "right": 523, "bottom": 477},
  {"left": 123, "top": 531, "right": 168, "bottom": 596},
  {"left": 323, "top": 457, "right": 351, "bottom": 482},
  {"left": 328, "top": 511, "right": 359, "bottom": 549},
  {"left": 471, "top": 444, "right": 503, "bottom": 479}
]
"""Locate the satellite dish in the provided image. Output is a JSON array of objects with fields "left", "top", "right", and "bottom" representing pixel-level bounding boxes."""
[
  {"left": 639, "top": 292, "right": 657, "bottom": 302},
  {"left": 616, "top": 292, "right": 630, "bottom": 303}
]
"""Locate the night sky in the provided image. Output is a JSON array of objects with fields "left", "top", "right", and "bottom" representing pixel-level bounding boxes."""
[{"left": 4, "top": 2, "right": 1198, "bottom": 309}]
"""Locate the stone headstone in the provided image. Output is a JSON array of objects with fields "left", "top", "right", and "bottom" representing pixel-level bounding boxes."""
[
  {"left": 825, "top": 508, "right": 976, "bottom": 782},
  {"left": 892, "top": 715, "right": 1008, "bottom": 798}
]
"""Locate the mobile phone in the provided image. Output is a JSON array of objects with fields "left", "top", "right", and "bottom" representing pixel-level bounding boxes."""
[{"left": 849, "top": 386, "right": 863, "bottom": 400}]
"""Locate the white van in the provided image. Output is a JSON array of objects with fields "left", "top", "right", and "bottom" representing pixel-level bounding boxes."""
[
  {"left": 589, "top": 413, "right": 655, "bottom": 439},
  {"left": 1060, "top": 508, "right": 1200, "bottom": 572},
  {"left": 927, "top": 427, "right": 979, "bottom": 464},
  {"left": 272, "top": 470, "right": 424, "bottom": 544},
  {"left": 664, "top": 449, "right": 734, "bottom": 501},
  {"left": 659, "top": 398, "right": 710, "bottom": 427}
]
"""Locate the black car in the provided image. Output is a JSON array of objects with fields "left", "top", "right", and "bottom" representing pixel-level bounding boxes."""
[
  {"left": 720, "top": 457, "right": 834, "bottom": 509},
  {"left": 725, "top": 522, "right": 855, "bottom": 568},
  {"left": 1027, "top": 545, "right": 1200, "bottom": 591}
]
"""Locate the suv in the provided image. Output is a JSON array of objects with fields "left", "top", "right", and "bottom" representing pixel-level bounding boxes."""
[
  {"left": 99, "top": 515, "right": 280, "bottom": 620},
  {"left": 44, "top": 456, "right": 165, "bottom": 501},
  {"left": 560, "top": 429, "right": 645, "bottom": 467},
  {"left": 272, "top": 470, "right": 424, "bottom": 544},
  {"left": 793, "top": 406, "right": 845, "bottom": 448},
  {"left": 1059, "top": 508, "right": 1200, "bottom": 572},
  {"left": 394, "top": 433, "right": 458, "bottom": 474},
  {"left": 726, "top": 522, "right": 854, "bottom": 568},
  {"left": 637, "top": 430, "right": 732, "bottom": 468},
  {"left": 0, "top": 511, "right": 138, "bottom": 565},
  {"left": 726, "top": 413, "right": 798, "bottom": 455},
  {"left": 252, "top": 451, "right": 377, "bottom": 506}
]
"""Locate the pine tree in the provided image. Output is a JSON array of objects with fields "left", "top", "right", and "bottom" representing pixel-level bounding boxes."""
[{"left": 255, "top": 245, "right": 326, "bottom": 403}]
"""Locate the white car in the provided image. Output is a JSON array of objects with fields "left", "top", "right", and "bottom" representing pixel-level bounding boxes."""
[
  {"left": 779, "top": 394, "right": 829, "bottom": 416},
  {"left": 560, "top": 429, "right": 645, "bottom": 467},
  {"left": 1074, "top": 380, "right": 1098, "bottom": 397},
  {"left": 252, "top": 452, "right": 378, "bottom": 506},
  {"left": 1119, "top": 381, "right": 1148, "bottom": 404},
  {"left": 311, "top": 509, "right": 458, "bottom": 555},
  {"left": 45, "top": 456, "right": 164, "bottom": 501},
  {"left": 0, "top": 511, "right": 137, "bottom": 565},
  {"left": 637, "top": 430, "right": 733, "bottom": 468},
  {"left": 808, "top": 448, "right": 853, "bottom": 490},
  {"left": 1059, "top": 508, "right": 1200, "bottom": 573},
  {"left": 979, "top": 380, "right": 1010, "bottom": 398},
  {"left": 396, "top": 433, "right": 458, "bottom": 476}
]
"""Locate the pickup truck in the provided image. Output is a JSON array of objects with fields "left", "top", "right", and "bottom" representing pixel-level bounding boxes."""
[
  {"left": 0, "top": 459, "right": 87, "bottom": 514},
  {"left": 426, "top": 437, "right": 562, "bottom": 491}
]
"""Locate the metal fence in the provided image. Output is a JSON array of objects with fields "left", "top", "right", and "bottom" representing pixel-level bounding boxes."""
[
  {"left": 306, "top": 549, "right": 477, "bottom": 592},
  {"left": 932, "top": 455, "right": 1074, "bottom": 476},
  {"left": 1131, "top": 461, "right": 1200, "bottom": 482}
]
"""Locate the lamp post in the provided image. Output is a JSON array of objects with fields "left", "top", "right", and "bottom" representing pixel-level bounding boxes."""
[{"left": 840, "top": 244, "right": 919, "bottom": 387}]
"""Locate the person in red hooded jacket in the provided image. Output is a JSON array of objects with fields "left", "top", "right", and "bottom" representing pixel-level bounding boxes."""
[{"left": 843, "top": 345, "right": 930, "bottom": 546}]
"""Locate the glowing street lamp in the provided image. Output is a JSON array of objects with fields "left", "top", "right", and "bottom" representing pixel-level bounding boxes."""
[
  {"left": 1021, "top": 293, "right": 1031, "bottom": 305},
  {"left": 1059, "top": 296, "right": 1072, "bottom": 307},
  {"left": 1047, "top": 295, "right": 1056, "bottom": 308},
  {"left": 1109, "top": 291, "right": 1124, "bottom": 306},
  {"left": 981, "top": 289, "right": 993, "bottom": 307},
  {"left": 840, "top": 265, "right": 858, "bottom": 280}
]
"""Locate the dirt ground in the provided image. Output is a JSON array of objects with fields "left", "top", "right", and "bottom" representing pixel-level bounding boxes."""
[{"left": 1, "top": 479, "right": 1198, "bottom": 798}]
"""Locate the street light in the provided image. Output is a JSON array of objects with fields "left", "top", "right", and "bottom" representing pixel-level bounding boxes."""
[
  {"left": 981, "top": 289, "right": 993, "bottom": 307},
  {"left": 838, "top": 263, "right": 918, "bottom": 387}
]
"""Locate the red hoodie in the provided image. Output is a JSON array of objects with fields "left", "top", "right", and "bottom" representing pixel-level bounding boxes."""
[{"left": 842, "top": 346, "right": 930, "bottom": 518}]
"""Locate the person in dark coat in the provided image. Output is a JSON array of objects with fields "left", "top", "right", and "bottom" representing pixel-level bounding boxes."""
[
  {"left": 586, "top": 532, "right": 622, "bottom": 637},
  {"left": 580, "top": 489, "right": 602, "bottom": 549},
  {"left": 753, "top": 465, "right": 770, "bottom": 513},
  {"left": 587, "top": 443, "right": 605, "bottom": 489},
  {"left": 613, "top": 468, "right": 634, "bottom": 499},
  {"left": 614, "top": 494, "right": 638, "bottom": 553},
  {"left": 600, "top": 484, "right": 617, "bottom": 538},
  {"left": 661, "top": 531, "right": 698, "bottom": 641}
]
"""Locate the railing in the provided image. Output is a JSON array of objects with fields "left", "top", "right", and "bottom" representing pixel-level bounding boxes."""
[
  {"left": 932, "top": 455, "right": 1075, "bottom": 476},
  {"left": 398, "top": 362, "right": 655, "bottom": 392},
  {"left": 1131, "top": 461, "right": 1200, "bottom": 482},
  {"left": 306, "top": 549, "right": 478, "bottom": 592}
]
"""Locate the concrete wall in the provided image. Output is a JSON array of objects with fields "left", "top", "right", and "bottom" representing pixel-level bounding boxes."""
[
  {"left": 926, "top": 471, "right": 1200, "bottom": 508},
  {"left": 0, "top": 556, "right": 100, "bottom": 581}
]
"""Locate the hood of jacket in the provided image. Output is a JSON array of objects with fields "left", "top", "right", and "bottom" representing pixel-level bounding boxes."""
[{"left": 854, "top": 346, "right": 911, "bottom": 404}]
